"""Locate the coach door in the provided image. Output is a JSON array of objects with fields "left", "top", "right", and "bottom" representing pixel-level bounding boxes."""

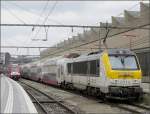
[
  {"left": 59, "top": 65, "right": 64, "bottom": 82},
  {"left": 57, "top": 66, "right": 61, "bottom": 83},
  {"left": 87, "top": 62, "right": 90, "bottom": 85}
]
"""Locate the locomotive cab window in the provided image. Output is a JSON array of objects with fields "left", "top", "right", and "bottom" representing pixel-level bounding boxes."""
[{"left": 109, "top": 55, "right": 139, "bottom": 70}]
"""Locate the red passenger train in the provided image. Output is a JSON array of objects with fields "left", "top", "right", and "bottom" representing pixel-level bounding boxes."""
[{"left": 8, "top": 64, "right": 21, "bottom": 80}]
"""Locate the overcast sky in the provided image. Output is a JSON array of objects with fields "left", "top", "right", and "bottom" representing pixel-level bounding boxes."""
[{"left": 1, "top": 1, "right": 149, "bottom": 56}]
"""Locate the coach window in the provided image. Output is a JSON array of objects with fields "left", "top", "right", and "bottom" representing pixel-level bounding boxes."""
[{"left": 67, "top": 63, "right": 72, "bottom": 74}]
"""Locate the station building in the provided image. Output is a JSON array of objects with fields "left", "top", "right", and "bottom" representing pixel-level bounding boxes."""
[{"left": 0, "top": 52, "right": 11, "bottom": 66}]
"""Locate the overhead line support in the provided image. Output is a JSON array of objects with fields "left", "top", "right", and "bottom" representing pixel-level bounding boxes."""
[
  {"left": 1, "top": 23, "right": 150, "bottom": 30},
  {"left": 1, "top": 46, "right": 56, "bottom": 49}
]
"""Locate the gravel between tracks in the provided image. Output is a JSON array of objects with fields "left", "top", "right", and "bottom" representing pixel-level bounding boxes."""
[{"left": 19, "top": 79, "right": 134, "bottom": 114}]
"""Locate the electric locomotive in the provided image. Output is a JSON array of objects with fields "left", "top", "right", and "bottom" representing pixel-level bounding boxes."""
[
  {"left": 21, "top": 49, "right": 143, "bottom": 100},
  {"left": 61, "top": 49, "right": 143, "bottom": 100}
]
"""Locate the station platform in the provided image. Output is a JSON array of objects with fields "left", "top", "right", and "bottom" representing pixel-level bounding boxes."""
[{"left": 0, "top": 75, "right": 37, "bottom": 113}]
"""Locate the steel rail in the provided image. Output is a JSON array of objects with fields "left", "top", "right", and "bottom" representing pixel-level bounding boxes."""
[
  {"left": 26, "top": 89, "right": 48, "bottom": 114},
  {"left": 105, "top": 101, "right": 150, "bottom": 114},
  {"left": 20, "top": 81, "right": 77, "bottom": 114},
  {"left": 20, "top": 79, "right": 149, "bottom": 114},
  {"left": 128, "top": 103, "right": 150, "bottom": 110},
  {"left": 114, "top": 104, "right": 143, "bottom": 114}
]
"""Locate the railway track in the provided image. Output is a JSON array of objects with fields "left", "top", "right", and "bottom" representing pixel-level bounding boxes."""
[
  {"left": 20, "top": 82, "right": 77, "bottom": 114},
  {"left": 20, "top": 79, "right": 150, "bottom": 114},
  {"left": 113, "top": 103, "right": 150, "bottom": 114},
  {"left": 58, "top": 84, "right": 150, "bottom": 114},
  {"left": 129, "top": 103, "right": 150, "bottom": 110}
]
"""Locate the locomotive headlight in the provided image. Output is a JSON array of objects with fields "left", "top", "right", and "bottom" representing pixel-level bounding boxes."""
[
  {"left": 133, "top": 79, "right": 140, "bottom": 85},
  {"left": 134, "top": 80, "right": 137, "bottom": 82},
  {"left": 114, "top": 80, "right": 118, "bottom": 83}
]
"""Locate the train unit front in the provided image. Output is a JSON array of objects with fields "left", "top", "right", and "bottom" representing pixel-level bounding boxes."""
[
  {"left": 102, "top": 49, "right": 143, "bottom": 99},
  {"left": 7, "top": 64, "right": 21, "bottom": 80}
]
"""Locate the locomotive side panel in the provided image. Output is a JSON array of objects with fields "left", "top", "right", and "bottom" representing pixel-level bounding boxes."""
[{"left": 65, "top": 55, "right": 102, "bottom": 90}]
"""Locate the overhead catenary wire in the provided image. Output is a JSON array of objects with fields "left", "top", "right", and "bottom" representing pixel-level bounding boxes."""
[
  {"left": 5, "top": 2, "right": 37, "bottom": 48},
  {"left": 7, "top": 1, "right": 63, "bottom": 25},
  {"left": 93, "top": 2, "right": 148, "bottom": 49},
  {"left": 1, "top": 23, "right": 149, "bottom": 55},
  {"left": 32, "top": 1, "right": 58, "bottom": 40},
  {"left": 3, "top": 1, "right": 59, "bottom": 56},
  {"left": 4, "top": 1, "right": 51, "bottom": 55},
  {"left": 10, "top": 1, "right": 50, "bottom": 55},
  {"left": 27, "top": 0, "right": 50, "bottom": 46},
  {"left": 30, "top": 0, "right": 50, "bottom": 41},
  {"left": 1, "top": 46, "right": 53, "bottom": 48},
  {"left": 98, "top": 1, "right": 147, "bottom": 50},
  {"left": 1, "top": 23, "right": 150, "bottom": 30},
  {"left": 120, "top": 37, "right": 150, "bottom": 49},
  {"left": 34, "top": 0, "right": 50, "bottom": 24},
  {"left": 11, "top": 54, "right": 40, "bottom": 57},
  {"left": 1, "top": 5, "right": 29, "bottom": 48},
  {"left": 3, "top": 5, "right": 26, "bottom": 24},
  {"left": 47, "top": 23, "right": 150, "bottom": 56},
  {"left": 8, "top": 2, "right": 37, "bottom": 18},
  {"left": 1, "top": 4, "right": 32, "bottom": 53},
  {"left": 94, "top": 2, "right": 140, "bottom": 26},
  {"left": 2, "top": 1, "right": 149, "bottom": 56}
]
